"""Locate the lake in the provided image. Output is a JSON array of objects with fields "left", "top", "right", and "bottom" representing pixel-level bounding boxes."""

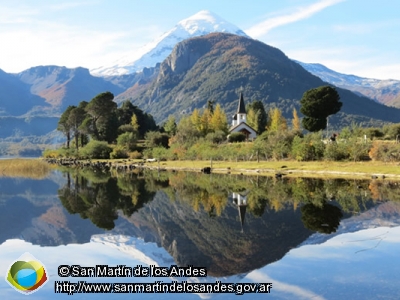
[{"left": 1, "top": 168, "right": 400, "bottom": 299}]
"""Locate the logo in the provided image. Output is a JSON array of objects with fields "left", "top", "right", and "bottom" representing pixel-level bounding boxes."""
[{"left": 5, "top": 252, "right": 48, "bottom": 295}]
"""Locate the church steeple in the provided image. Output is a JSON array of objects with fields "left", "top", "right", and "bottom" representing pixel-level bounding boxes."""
[
  {"left": 232, "top": 93, "right": 247, "bottom": 126},
  {"left": 237, "top": 92, "right": 246, "bottom": 114}
]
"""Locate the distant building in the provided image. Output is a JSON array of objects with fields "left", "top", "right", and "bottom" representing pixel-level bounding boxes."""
[{"left": 229, "top": 93, "right": 257, "bottom": 140}]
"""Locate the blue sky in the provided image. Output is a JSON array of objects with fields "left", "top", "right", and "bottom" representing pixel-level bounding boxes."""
[{"left": 0, "top": 0, "right": 399, "bottom": 80}]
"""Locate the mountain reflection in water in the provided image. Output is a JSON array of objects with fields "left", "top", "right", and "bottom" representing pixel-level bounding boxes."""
[{"left": 1, "top": 168, "right": 400, "bottom": 299}]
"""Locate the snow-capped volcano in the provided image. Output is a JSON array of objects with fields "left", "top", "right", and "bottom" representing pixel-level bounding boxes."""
[{"left": 91, "top": 10, "right": 248, "bottom": 76}]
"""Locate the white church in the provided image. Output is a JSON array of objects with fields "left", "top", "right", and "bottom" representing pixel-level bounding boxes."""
[{"left": 229, "top": 93, "right": 257, "bottom": 140}]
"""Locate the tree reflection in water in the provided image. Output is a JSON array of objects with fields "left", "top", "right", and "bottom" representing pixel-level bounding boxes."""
[
  {"left": 57, "top": 169, "right": 397, "bottom": 233},
  {"left": 301, "top": 201, "right": 343, "bottom": 234},
  {"left": 55, "top": 169, "right": 400, "bottom": 276},
  {"left": 58, "top": 169, "right": 166, "bottom": 230}
]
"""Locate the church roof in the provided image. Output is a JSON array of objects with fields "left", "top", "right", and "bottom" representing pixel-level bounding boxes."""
[
  {"left": 237, "top": 92, "right": 246, "bottom": 114},
  {"left": 229, "top": 121, "right": 257, "bottom": 133}
]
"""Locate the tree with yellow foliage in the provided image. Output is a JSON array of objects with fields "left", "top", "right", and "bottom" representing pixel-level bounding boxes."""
[
  {"left": 247, "top": 100, "right": 268, "bottom": 134},
  {"left": 247, "top": 107, "right": 259, "bottom": 133},
  {"left": 210, "top": 104, "right": 228, "bottom": 133},
  {"left": 200, "top": 109, "right": 212, "bottom": 135},
  {"left": 190, "top": 109, "right": 202, "bottom": 132},
  {"left": 292, "top": 108, "right": 301, "bottom": 132},
  {"left": 268, "top": 107, "right": 287, "bottom": 132},
  {"left": 131, "top": 113, "right": 139, "bottom": 132}
]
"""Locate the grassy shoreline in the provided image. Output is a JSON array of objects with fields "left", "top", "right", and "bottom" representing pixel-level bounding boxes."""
[
  {"left": 0, "top": 159, "right": 51, "bottom": 179},
  {"left": 2, "top": 158, "right": 400, "bottom": 180},
  {"left": 132, "top": 159, "right": 400, "bottom": 180}
]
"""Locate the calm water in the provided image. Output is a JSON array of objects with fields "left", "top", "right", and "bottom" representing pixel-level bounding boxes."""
[{"left": 1, "top": 168, "right": 400, "bottom": 299}]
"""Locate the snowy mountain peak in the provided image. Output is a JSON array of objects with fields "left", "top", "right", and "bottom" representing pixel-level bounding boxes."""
[
  {"left": 91, "top": 10, "right": 248, "bottom": 76},
  {"left": 177, "top": 10, "right": 246, "bottom": 36}
]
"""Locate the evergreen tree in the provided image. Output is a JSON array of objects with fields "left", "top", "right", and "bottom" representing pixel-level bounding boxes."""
[
  {"left": 207, "top": 100, "right": 215, "bottom": 115},
  {"left": 85, "top": 92, "right": 117, "bottom": 140},
  {"left": 57, "top": 106, "right": 75, "bottom": 148},
  {"left": 300, "top": 86, "right": 342, "bottom": 132},
  {"left": 97, "top": 111, "right": 119, "bottom": 143},
  {"left": 117, "top": 100, "right": 135, "bottom": 125},
  {"left": 68, "top": 106, "right": 87, "bottom": 150},
  {"left": 163, "top": 115, "right": 177, "bottom": 136}
]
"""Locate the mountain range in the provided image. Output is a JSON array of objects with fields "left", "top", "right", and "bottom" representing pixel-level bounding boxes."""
[
  {"left": 1, "top": 10, "right": 400, "bottom": 154},
  {"left": 296, "top": 61, "right": 400, "bottom": 108}
]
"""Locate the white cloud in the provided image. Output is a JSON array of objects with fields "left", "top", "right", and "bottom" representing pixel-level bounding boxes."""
[
  {"left": 48, "top": 1, "right": 99, "bottom": 11},
  {"left": 0, "top": 2, "right": 164, "bottom": 72},
  {"left": 245, "top": 0, "right": 345, "bottom": 38},
  {"left": 0, "top": 5, "right": 39, "bottom": 24},
  {"left": 0, "top": 13, "right": 162, "bottom": 73},
  {"left": 0, "top": 24, "right": 130, "bottom": 72}
]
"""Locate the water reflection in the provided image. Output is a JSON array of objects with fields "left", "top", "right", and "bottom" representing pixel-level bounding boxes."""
[
  {"left": 52, "top": 169, "right": 396, "bottom": 277},
  {"left": 57, "top": 170, "right": 159, "bottom": 230},
  {"left": 2, "top": 169, "right": 400, "bottom": 299},
  {"left": 301, "top": 201, "right": 343, "bottom": 234}
]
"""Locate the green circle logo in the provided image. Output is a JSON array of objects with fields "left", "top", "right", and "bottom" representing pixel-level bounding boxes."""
[{"left": 5, "top": 252, "right": 48, "bottom": 295}]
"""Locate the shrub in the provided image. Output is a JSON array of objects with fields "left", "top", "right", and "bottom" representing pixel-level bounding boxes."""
[
  {"left": 383, "top": 124, "right": 400, "bottom": 140},
  {"left": 291, "top": 135, "right": 325, "bottom": 161},
  {"left": 42, "top": 147, "right": 77, "bottom": 158},
  {"left": 291, "top": 136, "right": 312, "bottom": 161},
  {"left": 206, "top": 130, "right": 227, "bottom": 144},
  {"left": 118, "top": 124, "right": 136, "bottom": 134},
  {"left": 369, "top": 141, "right": 400, "bottom": 162},
  {"left": 143, "top": 147, "right": 169, "bottom": 161},
  {"left": 145, "top": 131, "right": 170, "bottom": 148},
  {"left": 362, "top": 128, "right": 384, "bottom": 140},
  {"left": 110, "top": 146, "right": 129, "bottom": 159},
  {"left": 169, "top": 144, "right": 187, "bottom": 160},
  {"left": 129, "top": 150, "right": 142, "bottom": 159},
  {"left": 80, "top": 140, "right": 112, "bottom": 159},
  {"left": 324, "top": 143, "right": 349, "bottom": 161},
  {"left": 153, "top": 147, "right": 169, "bottom": 161},
  {"left": 228, "top": 132, "right": 246, "bottom": 143},
  {"left": 347, "top": 139, "right": 372, "bottom": 161},
  {"left": 117, "top": 132, "right": 137, "bottom": 151},
  {"left": 43, "top": 149, "right": 61, "bottom": 158}
]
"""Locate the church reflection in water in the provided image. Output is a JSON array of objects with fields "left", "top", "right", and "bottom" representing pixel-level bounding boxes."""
[{"left": 232, "top": 191, "right": 248, "bottom": 232}]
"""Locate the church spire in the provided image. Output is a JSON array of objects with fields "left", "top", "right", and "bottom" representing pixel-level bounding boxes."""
[{"left": 237, "top": 92, "right": 246, "bottom": 114}]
